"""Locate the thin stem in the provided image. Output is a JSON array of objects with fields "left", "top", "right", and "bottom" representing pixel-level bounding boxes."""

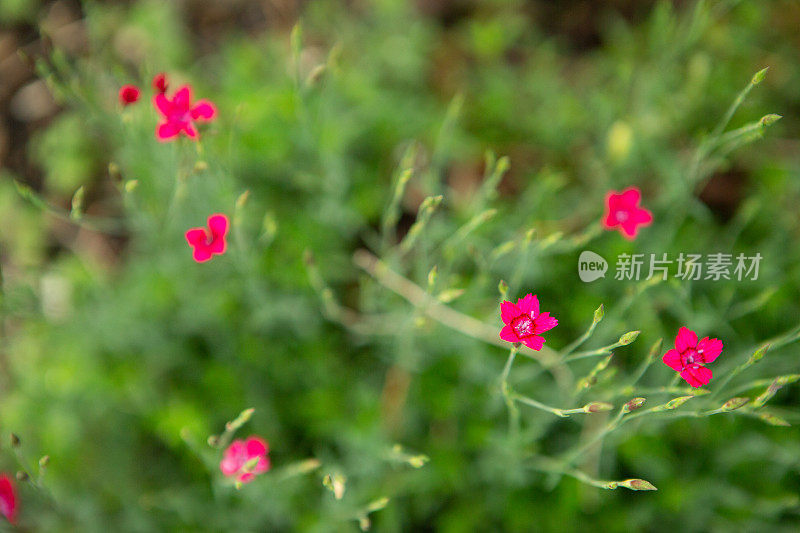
[
  {"left": 353, "top": 250, "right": 575, "bottom": 389},
  {"left": 500, "top": 346, "right": 520, "bottom": 435}
]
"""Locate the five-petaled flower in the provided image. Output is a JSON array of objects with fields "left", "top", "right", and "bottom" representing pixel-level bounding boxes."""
[
  {"left": 0, "top": 474, "right": 16, "bottom": 524},
  {"left": 119, "top": 84, "right": 140, "bottom": 106},
  {"left": 154, "top": 85, "right": 216, "bottom": 141},
  {"left": 662, "top": 327, "right": 723, "bottom": 388},
  {"left": 220, "top": 436, "right": 271, "bottom": 484},
  {"left": 499, "top": 293, "right": 558, "bottom": 351},
  {"left": 602, "top": 187, "right": 653, "bottom": 240},
  {"left": 185, "top": 214, "right": 228, "bottom": 263}
]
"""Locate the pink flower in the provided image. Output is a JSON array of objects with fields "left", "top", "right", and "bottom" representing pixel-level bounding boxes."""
[
  {"left": 0, "top": 475, "right": 16, "bottom": 524},
  {"left": 185, "top": 214, "right": 228, "bottom": 263},
  {"left": 220, "top": 436, "right": 271, "bottom": 483},
  {"left": 119, "top": 84, "right": 140, "bottom": 106},
  {"left": 153, "top": 73, "right": 168, "bottom": 94},
  {"left": 662, "top": 327, "right": 723, "bottom": 388},
  {"left": 499, "top": 293, "right": 558, "bottom": 351},
  {"left": 602, "top": 187, "right": 653, "bottom": 240},
  {"left": 153, "top": 85, "right": 216, "bottom": 141}
]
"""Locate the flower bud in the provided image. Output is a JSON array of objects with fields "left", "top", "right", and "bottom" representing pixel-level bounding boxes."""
[
  {"left": 721, "top": 397, "right": 750, "bottom": 412},
  {"left": 583, "top": 401, "right": 614, "bottom": 413},
  {"left": 751, "top": 67, "right": 769, "bottom": 85},
  {"left": 759, "top": 114, "right": 782, "bottom": 127},
  {"left": 664, "top": 396, "right": 694, "bottom": 410},
  {"left": 10, "top": 434, "right": 20, "bottom": 448},
  {"left": 623, "top": 397, "right": 646, "bottom": 413},
  {"left": 757, "top": 412, "right": 790, "bottom": 426},
  {"left": 618, "top": 331, "right": 640, "bottom": 346},
  {"left": 15, "top": 471, "right": 28, "bottom": 482},
  {"left": 593, "top": 304, "right": 605, "bottom": 324},
  {"left": 497, "top": 279, "right": 508, "bottom": 299},
  {"left": 748, "top": 344, "right": 770, "bottom": 365},
  {"left": 621, "top": 478, "right": 657, "bottom": 491},
  {"left": 39, "top": 455, "right": 49, "bottom": 468}
]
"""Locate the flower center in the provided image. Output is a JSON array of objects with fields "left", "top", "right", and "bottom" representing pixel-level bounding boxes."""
[
  {"left": 684, "top": 348, "right": 699, "bottom": 365},
  {"left": 511, "top": 315, "right": 534, "bottom": 338},
  {"left": 615, "top": 211, "right": 629, "bottom": 222}
]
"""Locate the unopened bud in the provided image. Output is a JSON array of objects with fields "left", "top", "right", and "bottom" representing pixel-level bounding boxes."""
[
  {"left": 721, "top": 397, "right": 750, "bottom": 412},
  {"left": 584, "top": 401, "right": 614, "bottom": 413},
  {"left": 618, "top": 331, "right": 640, "bottom": 346},
  {"left": 664, "top": 396, "right": 694, "bottom": 410},
  {"left": 760, "top": 114, "right": 782, "bottom": 127},
  {"left": 124, "top": 180, "right": 138, "bottom": 193},
  {"left": 751, "top": 67, "right": 769, "bottom": 85},
  {"left": 593, "top": 304, "right": 605, "bottom": 324},
  {"left": 236, "top": 190, "right": 250, "bottom": 210},
  {"left": 323, "top": 473, "right": 347, "bottom": 500},
  {"left": 622, "top": 478, "right": 657, "bottom": 491},
  {"left": 10, "top": 434, "right": 20, "bottom": 448},
  {"left": 623, "top": 397, "right": 646, "bottom": 413},
  {"left": 428, "top": 266, "right": 438, "bottom": 290},
  {"left": 15, "top": 471, "right": 28, "bottom": 482},
  {"left": 748, "top": 344, "right": 770, "bottom": 365},
  {"left": 39, "top": 455, "right": 49, "bottom": 468},
  {"left": 758, "top": 412, "right": 790, "bottom": 426},
  {"left": 207, "top": 435, "right": 220, "bottom": 447},
  {"left": 498, "top": 279, "right": 508, "bottom": 299}
]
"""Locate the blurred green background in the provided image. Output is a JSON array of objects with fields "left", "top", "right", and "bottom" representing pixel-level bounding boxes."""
[{"left": 1, "top": 0, "right": 800, "bottom": 531}]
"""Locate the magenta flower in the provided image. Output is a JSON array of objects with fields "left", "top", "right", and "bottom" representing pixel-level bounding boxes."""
[
  {"left": 602, "top": 187, "right": 653, "bottom": 240},
  {"left": 119, "top": 84, "right": 140, "bottom": 106},
  {"left": 662, "top": 327, "right": 723, "bottom": 388},
  {"left": 499, "top": 293, "right": 558, "bottom": 351},
  {"left": 153, "top": 73, "right": 168, "bottom": 94},
  {"left": 185, "top": 214, "right": 228, "bottom": 263},
  {"left": 220, "top": 436, "right": 271, "bottom": 483},
  {"left": 153, "top": 85, "right": 216, "bottom": 141},
  {"left": 0, "top": 474, "right": 16, "bottom": 524}
]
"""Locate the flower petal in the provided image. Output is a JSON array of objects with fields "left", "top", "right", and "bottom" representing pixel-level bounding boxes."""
[
  {"left": 191, "top": 100, "right": 217, "bottom": 121},
  {"left": 245, "top": 436, "right": 268, "bottom": 457},
  {"left": 207, "top": 214, "right": 229, "bottom": 239},
  {"left": 154, "top": 93, "right": 172, "bottom": 116},
  {"left": 697, "top": 337, "right": 723, "bottom": 364},
  {"left": 532, "top": 312, "right": 558, "bottom": 334},
  {"left": 631, "top": 206, "right": 653, "bottom": 225},
  {"left": 156, "top": 121, "right": 180, "bottom": 141},
  {"left": 173, "top": 85, "right": 192, "bottom": 111},
  {"left": 602, "top": 209, "right": 619, "bottom": 229},
  {"left": 680, "top": 364, "right": 712, "bottom": 388},
  {"left": 619, "top": 187, "right": 641, "bottom": 207},
  {"left": 662, "top": 349, "right": 683, "bottom": 371},
  {"left": 516, "top": 293, "right": 539, "bottom": 316},
  {"left": 499, "top": 325, "right": 519, "bottom": 344},
  {"left": 182, "top": 122, "right": 199, "bottom": 140},
  {"left": 675, "top": 327, "right": 698, "bottom": 353},
  {"left": 619, "top": 218, "right": 640, "bottom": 240},
  {"left": 522, "top": 335, "right": 545, "bottom": 351},
  {"left": 192, "top": 246, "right": 213, "bottom": 263},
  {"left": 500, "top": 301, "right": 519, "bottom": 325},
  {"left": 0, "top": 475, "right": 16, "bottom": 524},
  {"left": 185, "top": 228, "right": 208, "bottom": 246}
]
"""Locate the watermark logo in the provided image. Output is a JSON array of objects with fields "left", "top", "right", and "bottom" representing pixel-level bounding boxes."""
[
  {"left": 578, "top": 251, "right": 608, "bottom": 282},
  {"left": 578, "top": 251, "right": 762, "bottom": 282}
]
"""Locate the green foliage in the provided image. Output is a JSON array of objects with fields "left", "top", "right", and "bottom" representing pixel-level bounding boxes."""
[{"left": 2, "top": 0, "right": 800, "bottom": 531}]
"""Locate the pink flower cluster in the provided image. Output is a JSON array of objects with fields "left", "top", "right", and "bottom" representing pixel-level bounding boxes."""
[{"left": 118, "top": 73, "right": 228, "bottom": 263}]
